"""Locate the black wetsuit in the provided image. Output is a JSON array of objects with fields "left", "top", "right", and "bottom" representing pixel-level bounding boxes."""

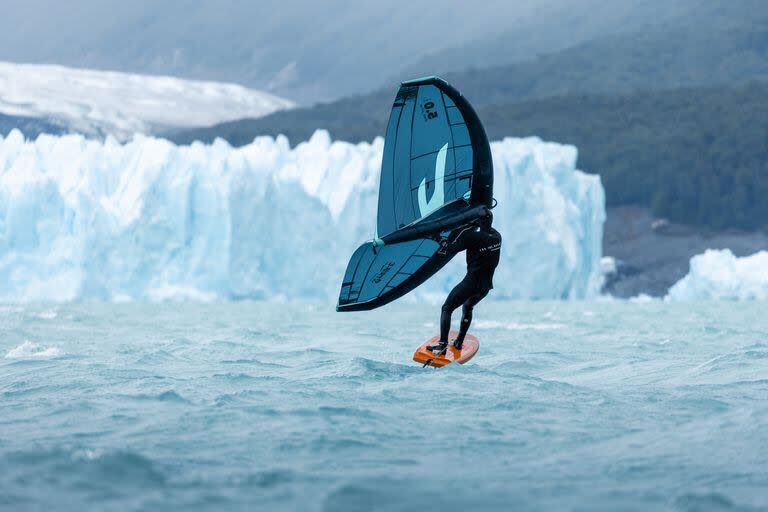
[{"left": 437, "top": 224, "right": 502, "bottom": 347}]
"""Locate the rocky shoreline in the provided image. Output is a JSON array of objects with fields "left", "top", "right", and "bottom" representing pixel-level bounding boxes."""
[{"left": 602, "top": 206, "right": 768, "bottom": 298}]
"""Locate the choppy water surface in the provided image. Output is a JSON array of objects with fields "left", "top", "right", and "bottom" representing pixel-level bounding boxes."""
[{"left": 1, "top": 301, "right": 767, "bottom": 511}]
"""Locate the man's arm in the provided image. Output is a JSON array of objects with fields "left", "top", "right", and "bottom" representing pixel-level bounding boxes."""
[{"left": 441, "top": 224, "right": 478, "bottom": 255}]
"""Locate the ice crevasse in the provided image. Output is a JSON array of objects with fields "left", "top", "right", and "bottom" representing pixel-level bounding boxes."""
[{"left": 0, "top": 129, "right": 605, "bottom": 302}]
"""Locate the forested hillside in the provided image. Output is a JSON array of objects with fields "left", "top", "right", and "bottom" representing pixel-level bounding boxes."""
[
  {"left": 484, "top": 84, "right": 768, "bottom": 231},
  {"left": 171, "top": 82, "right": 768, "bottom": 231},
  {"left": 166, "top": 1, "right": 768, "bottom": 231}
]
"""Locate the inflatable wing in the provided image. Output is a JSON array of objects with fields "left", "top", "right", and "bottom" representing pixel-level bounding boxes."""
[{"left": 337, "top": 77, "right": 493, "bottom": 312}]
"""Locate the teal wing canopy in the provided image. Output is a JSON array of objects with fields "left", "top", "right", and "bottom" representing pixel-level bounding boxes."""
[
  {"left": 376, "top": 76, "right": 493, "bottom": 239},
  {"left": 337, "top": 239, "right": 449, "bottom": 312},
  {"left": 337, "top": 77, "right": 493, "bottom": 312}
]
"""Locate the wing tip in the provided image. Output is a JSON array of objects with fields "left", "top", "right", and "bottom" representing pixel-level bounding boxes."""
[{"left": 400, "top": 75, "right": 446, "bottom": 87}]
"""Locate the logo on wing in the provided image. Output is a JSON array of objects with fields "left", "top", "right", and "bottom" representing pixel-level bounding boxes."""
[
  {"left": 417, "top": 142, "right": 448, "bottom": 218},
  {"left": 371, "top": 261, "right": 395, "bottom": 284}
]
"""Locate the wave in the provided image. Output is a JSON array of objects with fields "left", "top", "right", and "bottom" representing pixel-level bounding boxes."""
[
  {"left": 31, "top": 309, "right": 58, "bottom": 319},
  {"left": 125, "top": 390, "right": 190, "bottom": 404},
  {"left": 4, "top": 340, "right": 64, "bottom": 359},
  {"left": 4, "top": 447, "right": 167, "bottom": 489},
  {"left": 674, "top": 492, "right": 758, "bottom": 512},
  {"left": 474, "top": 320, "right": 565, "bottom": 330}
]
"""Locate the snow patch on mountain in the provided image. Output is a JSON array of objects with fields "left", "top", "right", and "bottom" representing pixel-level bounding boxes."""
[{"left": 0, "top": 61, "right": 293, "bottom": 140}]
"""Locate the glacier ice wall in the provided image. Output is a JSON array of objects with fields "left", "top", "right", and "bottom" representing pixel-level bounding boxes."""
[
  {"left": 0, "top": 129, "right": 604, "bottom": 302},
  {"left": 666, "top": 249, "right": 768, "bottom": 301}
]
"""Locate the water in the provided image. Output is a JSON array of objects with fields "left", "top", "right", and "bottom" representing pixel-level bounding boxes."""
[{"left": 1, "top": 301, "right": 767, "bottom": 511}]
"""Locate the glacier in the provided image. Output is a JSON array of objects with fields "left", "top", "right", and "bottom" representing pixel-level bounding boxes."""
[
  {"left": 0, "top": 61, "right": 293, "bottom": 141},
  {"left": 0, "top": 129, "right": 604, "bottom": 303},
  {"left": 666, "top": 249, "right": 768, "bottom": 301}
]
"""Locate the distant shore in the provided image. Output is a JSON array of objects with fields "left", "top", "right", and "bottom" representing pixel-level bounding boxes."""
[{"left": 603, "top": 206, "right": 768, "bottom": 298}]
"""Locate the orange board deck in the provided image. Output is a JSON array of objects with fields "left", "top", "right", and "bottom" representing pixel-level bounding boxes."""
[{"left": 412, "top": 331, "right": 479, "bottom": 368}]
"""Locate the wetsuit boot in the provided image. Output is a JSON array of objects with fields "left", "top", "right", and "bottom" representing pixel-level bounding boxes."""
[{"left": 426, "top": 340, "right": 449, "bottom": 355}]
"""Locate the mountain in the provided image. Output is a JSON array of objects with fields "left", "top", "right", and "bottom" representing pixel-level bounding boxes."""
[
  {"left": 441, "top": 1, "right": 768, "bottom": 105},
  {"left": 0, "top": 0, "right": 710, "bottom": 103},
  {"left": 166, "top": 0, "right": 768, "bottom": 231},
  {"left": 0, "top": 61, "right": 293, "bottom": 141},
  {"left": 490, "top": 83, "right": 768, "bottom": 232},
  {"left": 172, "top": 0, "right": 768, "bottom": 146},
  {"left": 398, "top": 0, "right": 698, "bottom": 79},
  {"left": 174, "top": 0, "right": 768, "bottom": 146},
  {"left": 170, "top": 81, "right": 768, "bottom": 232}
]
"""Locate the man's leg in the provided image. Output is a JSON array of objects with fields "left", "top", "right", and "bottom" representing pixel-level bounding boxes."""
[
  {"left": 453, "top": 289, "right": 489, "bottom": 349},
  {"left": 429, "top": 278, "right": 473, "bottom": 354}
]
